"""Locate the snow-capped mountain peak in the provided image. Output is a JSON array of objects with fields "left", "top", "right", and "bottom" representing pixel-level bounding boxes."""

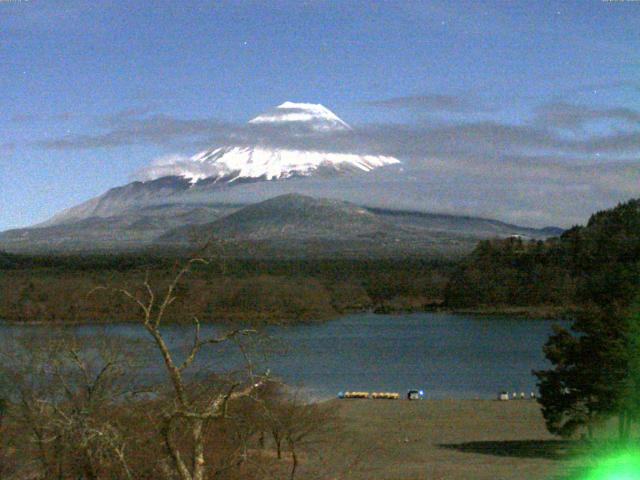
[
  {"left": 188, "top": 146, "right": 398, "bottom": 184},
  {"left": 248, "top": 101, "right": 351, "bottom": 131},
  {"left": 137, "top": 102, "right": 399, "bottom": 184}
]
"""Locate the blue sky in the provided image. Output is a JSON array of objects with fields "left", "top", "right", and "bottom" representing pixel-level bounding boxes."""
[{"left": 1, "top": 0, "right": 639, "bottom": 229}]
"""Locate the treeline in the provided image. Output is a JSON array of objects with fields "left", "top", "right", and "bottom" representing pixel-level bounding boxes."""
[
  {"left": 5, "top": 198, "right": 639, "bottom": 324},
  {"left": 444, "top": 198, "right": 640, "bottom": 315},
  {"left": 0, "top": 253, "right": 454, "bottom": 324},
  {"left": 0, "top": 250, "right": 170, "bottom": 271}
]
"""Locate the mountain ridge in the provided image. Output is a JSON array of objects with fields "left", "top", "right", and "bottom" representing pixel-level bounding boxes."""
[
  {"left": 157, "top": 193, "right": 387, "bottom": 243},
  {"left": 0, "top": 194, "right": 562, "bottom": 255}
]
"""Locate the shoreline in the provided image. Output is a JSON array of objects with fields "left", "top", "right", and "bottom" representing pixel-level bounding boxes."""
[
  {"left": 446, "top": 305, "right": 579, "bottom": 320},
  {"left": 0, "top": 304, "right": 577, "bottom": 326},
  {"left": 0, "top": 306, "right": 575, "bottom": 326}
]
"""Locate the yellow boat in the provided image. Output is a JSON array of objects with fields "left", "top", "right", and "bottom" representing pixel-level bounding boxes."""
[
  {"left": 371, "top": 392, "right": 400, "bottom": 400},
  {"left": 342, "top": 391, "right": 370, "bottom": 399}
]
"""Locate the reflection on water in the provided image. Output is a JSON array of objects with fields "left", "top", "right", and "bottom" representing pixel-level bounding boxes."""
[{"left": 0, "top": 313, "right": 569, "bottom": 400}]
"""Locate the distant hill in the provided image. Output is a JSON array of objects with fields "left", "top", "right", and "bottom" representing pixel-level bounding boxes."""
[
  {"left": 368, "top": 207, "right": 564, "bottom": 239},
  {"left": 155, "top": 194, "right": 560, "bottom": 257},
  {"left": 158, "top": 194, "right": 386, "bottom": 242},
  {"left": 0, "top": 194, "right": 561, "bottom": 256}
]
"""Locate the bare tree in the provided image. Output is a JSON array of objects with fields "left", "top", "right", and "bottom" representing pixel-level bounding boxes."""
[
  {"left": 98, "top": 256, "right": 268, "bottom": 480},
  {"left": 256, "top": 385, "right": 336, "bottom": 480},
  {"left": 0, "top": 333, "right": 138, "bottom": 480}
]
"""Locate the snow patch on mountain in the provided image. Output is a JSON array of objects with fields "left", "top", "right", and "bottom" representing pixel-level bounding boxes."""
[
  {"left": 249, "top": 101, "right": 352, "bottom": 130},
  {"left": 136, "top": 102, "right": 399, "bottom": 184}
]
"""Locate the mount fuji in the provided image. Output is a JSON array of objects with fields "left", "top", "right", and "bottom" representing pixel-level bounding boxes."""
[
  {"left": 35, "top": 102, "right": 399, "bottom": 226},
  {"left": 0, "top": 102, "right": 562, "bottom": 253},
  {"left": 137, "top": 102, "right": 399, "bottom": 185}
]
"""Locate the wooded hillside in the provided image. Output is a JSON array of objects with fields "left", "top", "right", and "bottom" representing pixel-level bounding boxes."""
[{"left": 444, "top": 199, "right": 640, "bottom": 313}]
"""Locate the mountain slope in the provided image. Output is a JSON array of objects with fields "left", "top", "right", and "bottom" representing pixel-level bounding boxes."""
[
  {"left": 153, "top": 194, "right": 562, "bottom": 257},
  {"left": 0, "top": 193, "right": 562, "bottom": 253},
  {"left": 158, "top": 194, "right": 388, "bottom": 242},
  {"left": 0, "top": 203, "right": 240, "bottom": 249},
  {"left": 40, "top": 176, "right": 193, "bottom": 226}
]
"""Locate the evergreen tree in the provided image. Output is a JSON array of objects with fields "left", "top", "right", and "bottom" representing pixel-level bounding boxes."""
[{"left": 535, "top": 299, "right": 640, "bottom": 440}]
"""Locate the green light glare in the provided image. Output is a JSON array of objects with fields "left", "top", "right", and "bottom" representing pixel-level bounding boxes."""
[{"left": 580, "top": 451, "right": 640, "bottom": 480}]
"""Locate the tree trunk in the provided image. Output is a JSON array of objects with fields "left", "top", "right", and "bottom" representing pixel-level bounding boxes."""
[
  {"left": 624, "top": 412, "right": 633, "bottom": 441},
  {"left": 288, "top": 439, "right": 298, "bottom": 480},
  {"left": 272, "top": 430, "right": 282, "bottom": 459},
  {"left": 161, "top": 417, "right": 193, "bottom": 480},
  {"left": 619, "top": 412, "right": 627, "bottom": 442},
  {"left": 82, "top": 451, "right": 98, "bottom": 480},
  {"left": 192, "top": 418, "right": 206, "bottom": 480}
]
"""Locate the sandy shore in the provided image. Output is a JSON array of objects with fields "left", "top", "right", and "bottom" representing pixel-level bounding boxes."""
[{"left": 307, "top": 398, "right": 581, "bottom": 480}]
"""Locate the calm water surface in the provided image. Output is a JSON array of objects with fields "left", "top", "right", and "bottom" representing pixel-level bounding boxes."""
[{"left": 0, "top": 313, "right": 569, "bottom": 400}]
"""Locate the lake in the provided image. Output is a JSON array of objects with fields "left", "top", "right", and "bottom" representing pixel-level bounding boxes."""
[{"left": 0, "top": 313, "right": 569, "bottom": 400}]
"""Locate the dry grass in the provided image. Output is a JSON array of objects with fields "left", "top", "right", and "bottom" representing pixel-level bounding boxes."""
[{"left": 305, "top": 399, "right": 582, "bottom": 480}]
